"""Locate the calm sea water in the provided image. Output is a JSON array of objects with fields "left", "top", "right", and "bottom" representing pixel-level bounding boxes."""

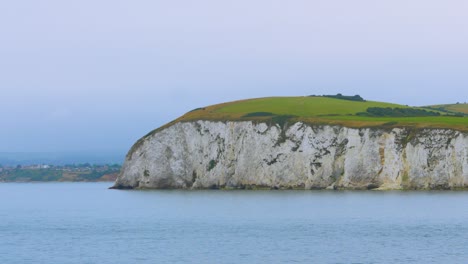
[{"left": 1, "top": 183, "right": 468, "bottom": 264}]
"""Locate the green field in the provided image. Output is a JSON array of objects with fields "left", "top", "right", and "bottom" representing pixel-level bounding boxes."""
[
  {"left": 426, "top": 103, "right": 468, "bottom": 115},
  {"left": 173, "top": 96, "right": 468, "bottom": 132}
]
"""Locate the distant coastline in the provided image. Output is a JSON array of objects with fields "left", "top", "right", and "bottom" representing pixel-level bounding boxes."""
[{"left": 0, "top": 163, "right": 120, "bottom": 182}]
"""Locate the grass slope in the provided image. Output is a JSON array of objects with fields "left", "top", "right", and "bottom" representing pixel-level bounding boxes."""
[
  {"left": 426, "top": 103, "right": 468, "bottom": 115},
  {"left": 173, "top": 97, "right": 467, "bottom": 132}
]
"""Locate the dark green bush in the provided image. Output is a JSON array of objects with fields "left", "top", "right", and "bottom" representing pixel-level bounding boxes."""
[
  {"left": 322, "top": 93, "right": 366, "bottom": 102},
  {"left": 242, "top": 112, "right": 275, "bottom": 117},
  {"left": 365, "top": 107, "right": 441, "bottom": 117},
  {"left": 271, "top": 115, "right": 296, "bottom": 127},
  {"left": 207, "top": 160, "right": 217, "bottom": 171}
]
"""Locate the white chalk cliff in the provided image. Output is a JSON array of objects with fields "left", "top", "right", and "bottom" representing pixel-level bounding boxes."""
[{"left": 113, "top": 121, "right": 468, "bottom": 190}]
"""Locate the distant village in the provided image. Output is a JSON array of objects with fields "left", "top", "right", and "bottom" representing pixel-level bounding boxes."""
[{"left": 0, "top": 163, "right": 121, "bottom": 182}]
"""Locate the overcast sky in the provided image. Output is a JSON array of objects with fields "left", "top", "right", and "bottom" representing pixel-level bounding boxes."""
[{"left": 1, "top": 0, "right": 467, "bottom": 153}]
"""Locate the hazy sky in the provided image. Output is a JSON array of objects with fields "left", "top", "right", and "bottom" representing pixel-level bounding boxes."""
[{"left": 1, "top": 0, "right": 467, "bottom": 153}]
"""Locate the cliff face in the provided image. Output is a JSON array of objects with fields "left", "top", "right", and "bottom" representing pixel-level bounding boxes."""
[{"left": 113, "top": 121, "right": 468, "bottom": 190}]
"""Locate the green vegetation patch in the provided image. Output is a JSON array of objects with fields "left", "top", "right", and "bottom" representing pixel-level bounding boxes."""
[
  {"left": 242, "top": 112, "right": 275, "bottom": 117},
  {"left": 424, "top": 103, "right": 468, "bottom": 116},
  {"left": 189, "top": 107, "right": 206, "bottom": 113},
  {"left": 271, "top": 115, "right": 297, "bottom": 127},
  {"left": 214, "top": 97, "right": 402, "bottom": 117},
  {"left": 358, "top": 107, "right": 441, "bottom": 117},
  {"left": 4, "top": 169, "right": 63, "bottom": 181},
  {"left": 207, "top": 160, "right": 217, "bottom": 171},
  {"left": 321, "top": 93, "right": 366, "bottom": 102}
]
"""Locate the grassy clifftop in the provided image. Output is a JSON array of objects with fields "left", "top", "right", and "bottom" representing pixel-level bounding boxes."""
[
  {"left": 128, "top": 96, "right": 466, "bottom": 159},
  {"left": 171, "top": 96, "right": 468, "bottom": 132}
]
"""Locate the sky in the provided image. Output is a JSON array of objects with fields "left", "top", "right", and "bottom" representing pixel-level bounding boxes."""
[{"left": 1, "top": 0, "right": 467, "bottom": 153}]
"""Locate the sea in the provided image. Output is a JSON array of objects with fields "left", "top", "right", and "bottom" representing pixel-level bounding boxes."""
[{"left": 1, "top": 183, "right": 467, "bottom": 264}]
